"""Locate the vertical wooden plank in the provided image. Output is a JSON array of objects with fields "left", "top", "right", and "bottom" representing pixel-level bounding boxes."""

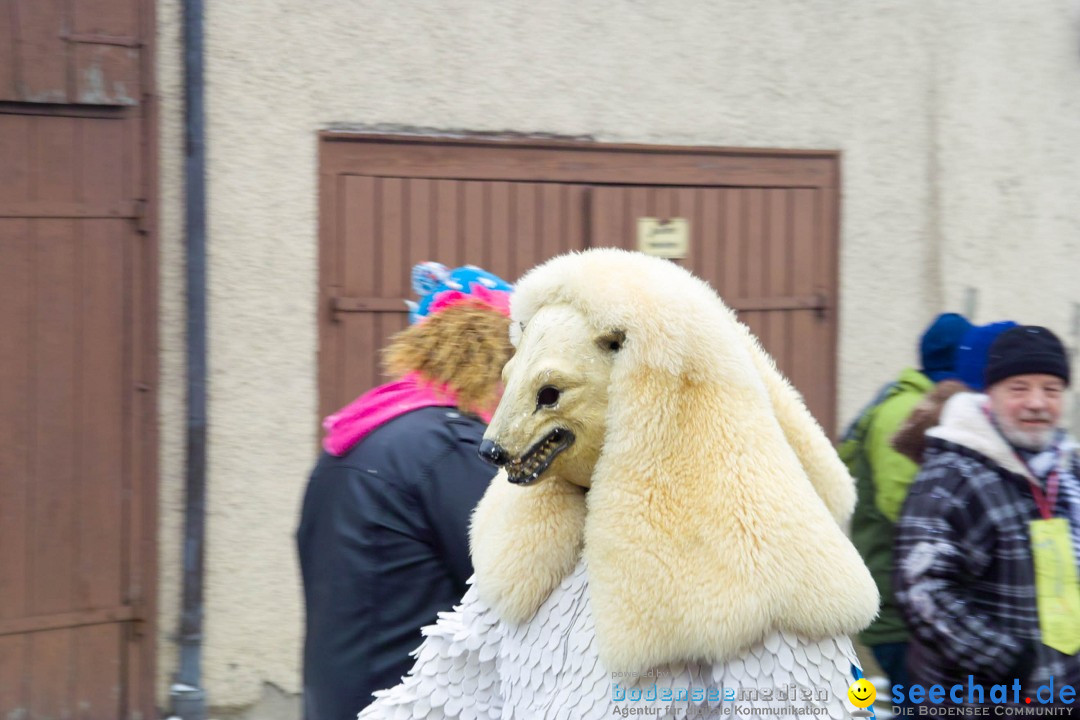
[
  {"left": 621, "top": 186, "right": 649, "bottom": 252},
  {"left": 0, "top": 115, "right": 31, "bottom": 204},
  {"left": 699, "top": 189, "right": 723, "bottom": 297},
  {"left": 13, "top": 0, "right": 69, "bottom": 102},
  {"left": 512, "top": 183, "right": 537, "bottom": 278},
  {"left": 31, "top": 219, "right": 79, "bottom": 616},
  {"left": 341, "top": 176, "right": 378, "bottom": 400},
  {"left": 722, "top": 189, "right": 743, "bottom": 302},
  {"left": 317, "top": 168, "right": 341, "bottom": 421},
  {"left": 740, "top": 313, "right": 765, "bottom": 350},
  {"left": 654, "top": 188, "right": 673, "bottom": 220},
  {"left": 73, "top": 0, "right": 137, "bottom": 36},
  {"left": 539, "top": 183, "right": 562, "bottom": 264},
  {"left": 487, "top": 182, "right": 512, "bottom": 280},
  {"left": 556, "top": 185, "right": 570, "bottom": 255},
  {"left": 342, "top": 319, "right": 379, "bottom": 401},
  {"left": 0, "top": 220, "right": 31, "bottom": 622},
  {"left": 0, "top": 636, "right": 28, "bottom": 714},
  {"left": 33, "top": 115, "right": 78, "bottom": 202},
  {"left": 588, "top": 186, "right": 623, "bottom": 251},
  {"left": 339, "top": 176, "right": 377, "bottom": 293},
  {"left": 790, "top": 188, "right": 823, "bottom": 425},
  {"left": 723, "top": 188, "right": 746, "bottom": 327},
  {"left": 406, "top": 179, "right": 434, "bottom": 270},
  {"left": 564, "top": 185, "right": 588, "bottom": 253},
  {"left": 131, "top": 1, "right": 157, "bottom": 710},
  {"left": 740, "top": 188, "right": 766, "bottom": 350},
  {"left": 0, "top": 4, "right": 17, "bottom": 101},
  {"left": 125, "top": 108, "right": 140, "bottom": 200},
  {"left": 689, "top": 188, "right": 705, "bottom": 280},
  {"left": 80, "top": 118, "right": 125, "bottom": 203},
  {"left": 72, "top": 624, "right": 123, "bottom": 718},
  {"left": 742, "top": 189, "right": 765, "bottom": 298},
  {"left": 763, "top": 190, "right": 791, "bottom": 378},
  {"left": 818, "top": 184, "right": 839, "bottom": 434},
  {"left": 462, "top": 181, "right": 486, "bottom": 268},
  {"left": 122, "top": 130, "right": 145, "bottom": 712},
  {"left": 76, "top": 221, "right": 125, "bottom": 611},
  {"left": 28, "top": 629, "right": 73, "bottom": 718},
  {"left": 671, "top": 187, "right": 695, "bottom": 270},
  {"left": 434, "top": 179, "right": 460, "bottom": 268},
  {"left": 378, "top": 178, "right": 407, "bottom": 383}
]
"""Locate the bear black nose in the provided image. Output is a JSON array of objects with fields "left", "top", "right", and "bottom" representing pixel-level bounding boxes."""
[{"left": 478, "top": 440, "right": 510, "bottom": 467}]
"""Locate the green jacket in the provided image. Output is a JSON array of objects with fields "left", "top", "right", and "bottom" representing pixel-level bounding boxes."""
[{"left": 840, "top": 367, "right": 933, "bottom": 646}]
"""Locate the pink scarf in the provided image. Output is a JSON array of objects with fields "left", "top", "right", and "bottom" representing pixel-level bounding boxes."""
[{"left": 322, "top": 372, "right": 489, "bottom": 456}]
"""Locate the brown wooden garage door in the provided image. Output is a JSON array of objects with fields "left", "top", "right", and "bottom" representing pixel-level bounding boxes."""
[
  {"left": 0, "top": 1, "right": 157, "bottom": 718},
  {"left": 319, "top": 136, "right": 839, "bottom": 433}
]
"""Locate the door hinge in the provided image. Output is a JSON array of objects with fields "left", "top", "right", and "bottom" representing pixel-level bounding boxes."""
[
  {"left": 133, "top": 199, "right": 150, "bottom": 235},
  {"left": 330, "top": 296, "right": 409, "bottom": 321},
  {"left": 128, "top": 600, "right": 147, "bottom": 639}
]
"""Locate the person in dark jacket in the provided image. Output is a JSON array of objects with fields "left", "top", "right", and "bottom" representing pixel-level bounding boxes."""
[
  {"left": 297, "top": 263, "right": 513, "bottom": 720},
  {"left": 894, "top": 326, "right": 1080, "bottom": 706}
]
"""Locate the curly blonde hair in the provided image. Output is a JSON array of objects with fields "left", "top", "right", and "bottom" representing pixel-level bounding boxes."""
[{"left": 382, "top": 301, "right": 512, "bottom": 418}]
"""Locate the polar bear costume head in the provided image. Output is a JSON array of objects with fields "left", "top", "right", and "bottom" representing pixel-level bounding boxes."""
[{"left": 471, "top": 248, "right": 877, "bottom": 673}]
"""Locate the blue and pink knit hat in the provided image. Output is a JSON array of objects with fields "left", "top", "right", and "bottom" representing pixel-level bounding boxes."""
[{"left": 407, "top": 262, "right": 513, "bottom": 325}]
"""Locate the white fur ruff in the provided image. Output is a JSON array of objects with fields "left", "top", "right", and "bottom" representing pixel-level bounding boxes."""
[{"left": 360, "top": 561, "right": 864, "bottom": 720}]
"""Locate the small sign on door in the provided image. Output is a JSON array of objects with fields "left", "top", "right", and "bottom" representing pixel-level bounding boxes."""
[{"left": 637, "top": 218, "right": 689, "bottom": 259}]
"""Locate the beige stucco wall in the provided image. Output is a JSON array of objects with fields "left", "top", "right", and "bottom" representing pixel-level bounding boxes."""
[{"left": 156, "top": 0, "right": 1080, "bottom": 711}]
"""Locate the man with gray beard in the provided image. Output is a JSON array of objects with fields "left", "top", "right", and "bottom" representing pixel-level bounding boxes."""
[{"left": 894, "top": 326, "right": 1080, "bottom": 706}]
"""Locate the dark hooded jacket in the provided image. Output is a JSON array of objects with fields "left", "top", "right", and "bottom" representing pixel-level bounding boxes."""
[
  {"left": 297, "top": 406, "right": 495, "bottom": 720},
  {"left": 894, "top": 392, "right": 1080, "bottom": 701}
]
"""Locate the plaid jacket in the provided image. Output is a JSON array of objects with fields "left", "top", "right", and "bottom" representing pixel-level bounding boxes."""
[{"left": 893, "top": 392, "right": 1080, "bottom": 699}]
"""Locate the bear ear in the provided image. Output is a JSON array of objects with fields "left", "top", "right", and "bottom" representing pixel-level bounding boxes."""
[{"left": 596, "top": 329, "right": 626, "bottom": 353}]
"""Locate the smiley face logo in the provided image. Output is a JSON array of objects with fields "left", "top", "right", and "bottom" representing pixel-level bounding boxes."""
[{"left": 848, "top": 678, "right": 876, "bottom": 708}]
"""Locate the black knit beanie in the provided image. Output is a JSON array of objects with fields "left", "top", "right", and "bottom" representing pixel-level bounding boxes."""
[{"left": 984, "top": 325, "right": 1070, "bottom": 388}]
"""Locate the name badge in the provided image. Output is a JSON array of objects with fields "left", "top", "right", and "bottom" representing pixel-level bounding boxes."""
[{"left": 1030, "top": 518, "right": 1080, "bottom": 655}]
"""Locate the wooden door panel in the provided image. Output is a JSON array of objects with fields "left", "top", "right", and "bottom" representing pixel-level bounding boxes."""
[
  {"left": 588, "top": 185, "right": 837, "bottom": 429},
  {"left": 320, "top": 139, "right": 840, "bottom": 434},
  {"left": 0, "top": 114, "right": 149, "bottom": 717},
  {"left": 328, "top": 176, "right": 589, "bottom": 415},
  {"left": 2, "top": 0, "right": 140, "bottom": 105}
]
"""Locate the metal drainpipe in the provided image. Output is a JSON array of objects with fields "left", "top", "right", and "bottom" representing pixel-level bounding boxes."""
[{"left": 172, "top": 0, "right": 208, "bottom": 717}]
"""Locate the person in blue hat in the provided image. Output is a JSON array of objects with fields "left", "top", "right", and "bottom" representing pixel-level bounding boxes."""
[
  {"left": 841, "top": 312, "right": 973, "bottom": 713},
  {"left": 956, "top": 320, "right": 1020, "bottom": 392},
  {"left": 298, "top": 262, "right": 513, "bottom": 720},
  {"left": 892, "top": 320, "right": 1021, "bottom": 464}
]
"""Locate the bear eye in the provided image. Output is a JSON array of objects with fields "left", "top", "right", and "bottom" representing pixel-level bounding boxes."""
[
  {"left": 536, "top": 386, "right": 560, "bottom": 408},
  {"left": 597, "top": 329, "right": 626, "bottom": 353}
]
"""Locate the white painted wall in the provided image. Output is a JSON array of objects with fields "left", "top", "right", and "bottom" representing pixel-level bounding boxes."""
[{"left": 156, "top": 0, "right": 1080, "bottom": 710}]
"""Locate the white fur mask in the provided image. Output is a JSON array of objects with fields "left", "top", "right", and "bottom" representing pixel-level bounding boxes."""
[{"left": 470, "top": 249, "right": 878, "bottom": 673}]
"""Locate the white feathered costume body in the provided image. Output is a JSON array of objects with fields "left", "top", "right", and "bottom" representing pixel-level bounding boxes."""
[{"left": 360, "top": 250, "right": 879, "bottom": 720}]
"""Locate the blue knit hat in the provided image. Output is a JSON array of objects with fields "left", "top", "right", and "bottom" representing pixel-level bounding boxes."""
[
  {"left": 407, "top": 262, "right": 513, "bottom": 325},
  {"left": 956, "top": 321, "right": 1018, "bottom": 391},
  {"left": 919, "top": 313, "right": 974, "bottom": 382}
]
